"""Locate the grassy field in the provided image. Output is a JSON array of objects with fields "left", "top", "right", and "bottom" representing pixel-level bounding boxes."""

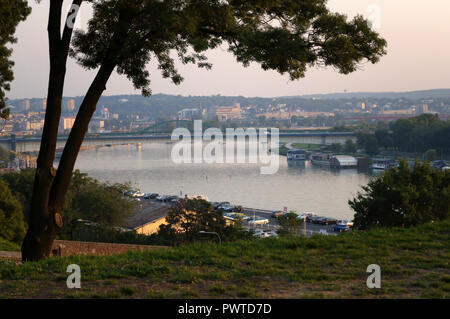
[
  {"left": 290, "top": 143, "right": 321, "bottom": 150},
  {"left": 0, "top": 220, "right": 449, "bottom": 299}
]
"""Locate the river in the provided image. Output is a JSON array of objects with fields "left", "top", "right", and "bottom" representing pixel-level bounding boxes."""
[{"left": 71, "top": 142, "right": 371, "bottom": 220}]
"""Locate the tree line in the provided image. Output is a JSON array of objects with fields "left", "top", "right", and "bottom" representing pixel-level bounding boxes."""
[{"left": 357, "top": 114, "right": 450, "bottom": 156}]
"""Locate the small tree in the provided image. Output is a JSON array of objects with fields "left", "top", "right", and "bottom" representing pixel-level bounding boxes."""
[
  {"left": 344, "top": 139, "right": 357, "bottom": 154},
  {"left": 159, "top": 198, "right": 245, "bottom": 243},
  {"left": 364, "top": 136, "right": 379, "bottom": 156},
  {"left": 349, "top": 159, "right": 450, "bottom": 229},
  {"left": 329, "top": 143, "right": 342, "bottom": 153},
  {"left": 0, "top": 145, "right": 10, "bottom": 165},
  {"left": 277, "top": 211, "right": 303, "bottom": 236},
  {"left": 0, "top": 180, "right": 26, "bottom": 243}
]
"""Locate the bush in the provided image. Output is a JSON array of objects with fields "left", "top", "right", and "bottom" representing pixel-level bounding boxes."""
[
  {"left": 0, "top": 179, "right": 26, "bottom": 243},
  {"left": 350, "top": 159, "right": 450, "bottom": 229}
]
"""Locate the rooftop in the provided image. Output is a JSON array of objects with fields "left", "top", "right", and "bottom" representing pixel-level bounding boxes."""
[{"left": 126, "top": 201, "right": 171, "bottom": 229}]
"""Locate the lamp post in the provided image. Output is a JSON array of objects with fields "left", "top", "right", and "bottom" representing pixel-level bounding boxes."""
[{"left": 198, "top": 231, "right": 221, "bottom": 244}]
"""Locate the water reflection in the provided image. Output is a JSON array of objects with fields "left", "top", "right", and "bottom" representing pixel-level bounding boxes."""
[{"left": 72, "top": 142, "right": 371, "bottom": 220}]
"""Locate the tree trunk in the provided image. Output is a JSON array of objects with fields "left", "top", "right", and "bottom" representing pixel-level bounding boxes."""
[
  {"left": 21, "top": 0, "right": 82, "bottom": 261},
  {"left": 22, "top": 1, "right": 125, "bottom": 261}
]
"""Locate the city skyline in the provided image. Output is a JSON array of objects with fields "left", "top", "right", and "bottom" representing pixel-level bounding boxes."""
[{"left": 7, "top": 0, "right": 450, "bottom": 99}]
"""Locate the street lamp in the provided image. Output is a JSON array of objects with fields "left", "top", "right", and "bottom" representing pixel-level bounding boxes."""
[{"left": 198, "top": 231, "right": 221, "bottom": 244}]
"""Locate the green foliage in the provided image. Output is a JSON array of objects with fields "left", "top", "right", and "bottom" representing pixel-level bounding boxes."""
[
  {"left": 0, "top": 145, "right": 10, "bottom": 165},
  {"left": 158, "top": 198, "right": 250, "bottom": 244},
  {"left": 424, "top": 149, "right": 438, "bottom": 162},
  {"left": 357, "top": 133, "right": 379, "bottom": 156},
  {"left": 71, "top": 183, "right": 134, "bottom": 227},
  {"left": 0, "top": 179, "right": 26, "bottom": 243},
  {"left": 344, "top": 139, "right": 357, "bottom": 154},
  {"left": 350, "top": 159, "right": 450, "bottom": 229},
  {"left": 0, "top": 168, "right": 34, "bottom": 222},
  {"left": 328, "top": 143, "right": 342, "bottom": 153},
  {"left": 277, "top": 211, "right": 303, "bottom": 235},
  {"left": 375, "top": 114, "right": 450, "bottom": 154},
  {"left": 0, "top": 0, "right": 31, "bottom": 118},
  {"left": 0, "top": 237, "right": 20, "bottom": 251},
  {"left": 60, "top": 170, "right": 134, "bottom": 239},
  {"left": 70, "top": 0, "right": 386, "bottom": 96},
  {"left": 0, "top": 169, "right": 134, "bottom": 240}
]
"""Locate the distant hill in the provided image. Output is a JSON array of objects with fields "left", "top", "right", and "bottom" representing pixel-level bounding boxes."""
[
  {"left": 293, "top": 89, "right": 450, "bottom": 100},
  {"left": 7, "top": 89, "right": 450, "bottom": 117}
]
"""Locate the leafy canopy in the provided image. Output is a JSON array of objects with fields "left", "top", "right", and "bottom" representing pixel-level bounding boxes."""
[
  {"left": 0, "top": 179, "right": 26, "bottom": 243},
  {"left": 71, "top": 0, "right": 387, "bottom": 96},
  {"left": 0, "top": 0, "right": 31, "bottom": 118},
  {"left": 350, "top": 159, "right": 450, "bottom": 229}
]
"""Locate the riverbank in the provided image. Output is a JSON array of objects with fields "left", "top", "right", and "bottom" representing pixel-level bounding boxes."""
[{"left": 1, "top": 219, "right": 448, "bottom": 298}]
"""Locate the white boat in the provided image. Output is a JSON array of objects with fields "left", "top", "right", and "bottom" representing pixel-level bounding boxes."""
[{"left": 372, "top": 158, "right": 398, "bottom": 170}]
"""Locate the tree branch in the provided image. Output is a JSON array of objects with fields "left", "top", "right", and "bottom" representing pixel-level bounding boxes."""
[
  {"left": 61, "top": 0, "right": 83, "bottom": 53},
  {"left": 48, "top": 0, "right": 63, "bottom": 58}
]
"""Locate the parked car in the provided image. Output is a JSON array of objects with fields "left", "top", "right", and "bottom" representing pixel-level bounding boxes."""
[
  {"left": 211, "top": 202, "right": 220, "bottom": 209},
  {"left": 219, "top": 204, "right": 235, "bottom": 212},
  {"left": 132, "top": 191, "right": 145, "bottom": 198},
  {"left": 165, "top": 195, "right": 178, "bottom": 202},
  {"left": 271, "top": 211, "right": 285, "bottom": 218},
  {"left": 333, "top": 224, "right": 350, "bottom": 232},
  {"left": 305, "top": 213, "right": 317, "bottom": 223},
  {"left": 311, "top": 216, "right": 325, "bottom": 224},
  {"left": 319, "top": 217, "right": 337, "bottom": 225},
  {"left": 215, "top": 202, "right": 230, "bottom": 210},
  {"left": 337, "top": 220, "right": 354, "bottom": 227}
]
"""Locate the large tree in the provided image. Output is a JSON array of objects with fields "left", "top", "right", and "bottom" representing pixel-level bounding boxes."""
[
  {"left": 0, "top": 0, "right": 31, "bottom": 119},
  {"left": 22, "top": 0, "right": 387, "bottom": 261}
]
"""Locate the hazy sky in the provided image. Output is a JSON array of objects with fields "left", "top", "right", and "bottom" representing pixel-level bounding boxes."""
[{"left": 7, "top": 0, "right": 450, "bottom": 99}]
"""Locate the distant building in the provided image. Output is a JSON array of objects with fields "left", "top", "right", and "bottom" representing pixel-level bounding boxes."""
[
  {"left": 329, "top": 155, "right": 358, "bottom": 169},
  {"left": 19, "top": 99, "right": 30, "bottom": 111},
  {"left": 215, "top": 103, "right": 242, "bottom": 121},
  {"left": 65, "top": 99, "right": 76, "bottom": 112},
  {"left": 100, "top": 106, "right": 110, "bottom": 119},
  {"left": 88, "top": 119, "right": 105, "bottom": 133},
  {"left": 416, "top": 104, "right": 429, "bottom": 115},
  {"left": 25, "top": 120, "right": 44, "bottom": 132},
  {"left": 178, "top": 108, "right": 200, "bottom": 120},
  {"left": 361, "top": 102, "right": 366, "bottom": 110},
  {"left": 40, "top": 99, "right": 47, "bottom": 110},
  {"left": 63, "top": 117, "right": 76, "bottom": 130}
]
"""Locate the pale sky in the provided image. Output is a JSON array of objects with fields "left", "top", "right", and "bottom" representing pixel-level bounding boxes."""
[{"left": 8, "top": 0, "right": 450, "bottom": 99}]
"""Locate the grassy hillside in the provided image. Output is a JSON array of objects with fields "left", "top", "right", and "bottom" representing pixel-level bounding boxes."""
[{"left": 0, "top": 220, "right": 449, "bottom": 299}]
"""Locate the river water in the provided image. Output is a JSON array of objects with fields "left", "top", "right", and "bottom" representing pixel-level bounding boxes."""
[{"left": 72, "top": 142, "right": 371, "bottom": 220}]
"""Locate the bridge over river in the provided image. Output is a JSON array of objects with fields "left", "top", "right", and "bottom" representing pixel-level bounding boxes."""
[{"left": 0, "top": 132, "right": 356, "bottom": 153}]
